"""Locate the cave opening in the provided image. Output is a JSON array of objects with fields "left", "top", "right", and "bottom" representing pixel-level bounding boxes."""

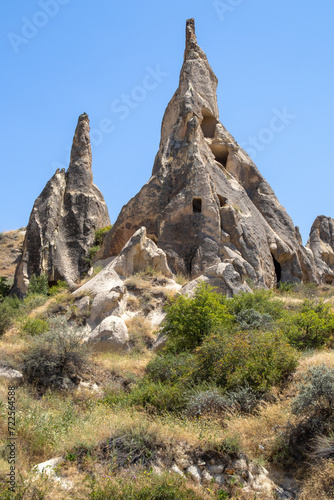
[
  {"left": 272, "top": 254, "right": 282, "bottom": 285},
  {"left": 201, "top": 108, "right": 217, "bottom": 138},
  {"left": 217, "top": 194, "right": 227, "bottom": 207},
  {"left": 209, "top": 144, "right": 229, "bottom": 168},
  {"left": 193, "top": 197, "right": 202, "bottom": 213}
]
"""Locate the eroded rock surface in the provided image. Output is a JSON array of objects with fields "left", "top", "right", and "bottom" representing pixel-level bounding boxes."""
[
  {"left": 97, "top": 19, "right": 316, "bottom": 289},
  {"left": 74, "top": 227, "right": 172, "bottom": 298},
  {"left": 306, "top": 215, "right": 334, "bottom": 284},
  {"left": 13, "top": 113, "right": 110, "bottom": 295}
]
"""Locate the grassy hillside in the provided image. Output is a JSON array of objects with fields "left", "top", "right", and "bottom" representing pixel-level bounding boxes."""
[{"left": 1, "top": 272, "right": 334, "bottom": 499}]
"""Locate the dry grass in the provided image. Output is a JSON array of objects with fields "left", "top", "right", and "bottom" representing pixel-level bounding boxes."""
[
  {"left": 0, "top": 326, "right": 31, "bottom": 364},
  {"left": 293, "top": 350, "right": 334, "bottom": 384},
  {"left": 299, "top": 459, "right": 334, "bottom": 499},
  {"left": 93, "top": 351, "right": 152, "bottom": 379},
  {"left": 225, "top": 401, "right": 296, "bottom": 460},
  {"left": 126, "top": 315, "right": 156, "bottom": 352},
  {"left": 126, "top": 293, "right": 140, "bottom": 311},
  {"left": 175, "top": 272, "right": 188, "bottom": 286}
]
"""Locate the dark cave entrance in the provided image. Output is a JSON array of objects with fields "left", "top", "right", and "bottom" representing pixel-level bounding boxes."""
[
  {"left": 209, "top": 144, "right": 229, "bottom": 168},
  {"left": 193, "top": 197, "right": 202, "bottom": 213},
  {"left": 272, "top": 254, "right": 282, "bottom": 285},
  {"left": 201, "top": 108, "right": 217, "bottom": 138}
]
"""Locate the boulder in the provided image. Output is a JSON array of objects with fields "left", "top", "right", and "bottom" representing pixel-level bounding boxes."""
[
  {"left": 86, "top": 315, "right": 130, "bottom": 352},
  {"left": 182, "top": 262, "right": 251, "bottom": 297},
  {"left": 13, "top": 113, "right": 110, "bottom": 296},
  {"left": 0, "top": 365, "right": 23, "bottom": 386},
  {"left": 89, "top": 286, "right": 126, "bottom": 325},
  {"left": 74, "top": 296, "right": 91, "bottom": 317}
]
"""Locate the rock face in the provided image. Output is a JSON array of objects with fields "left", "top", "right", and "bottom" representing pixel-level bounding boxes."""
[
  {"left": 74, "top": 227, "right": 175, "bottom": 350},
  {"left": 97, "top": 19, "right": 316, "bottom": 289},
  {"left": 306, "top": 216, "right": 334, "bottom": 284},
  {"left": 75, "top": 226, "right": 172, "bottom": 298},
  {"left": 13, "top": 114, "right": 110, "bottom": 295}
]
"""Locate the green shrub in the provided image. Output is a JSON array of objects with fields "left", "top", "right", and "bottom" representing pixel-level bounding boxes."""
[
  {"left": 194, "top": 330, "right": 298, "bottom": 392},
  {"left": 161, "top": 282, "right": 235, "bottom": 352},
  {"left": 21, "top": 317, "right": 49, "bottom": 336},
  {"left": 89, "top": 245, "right": 100, "bottom": 261},
  {"left": 277, "top": 282, "right": 295, "bottom": 294},
  {"left": 235, "top": 308, "right": 273, "bottom": 330},
  {"left": 94, "top": 225, "right": 112, "bottom": 246},
  {"left": 186, "top": 387, "right": 229, "bottom": 416},
  {"left": 0, "top": 296, "right": 22, "bottom": 336},
  {"left": 292, "top": 364, "right": 334, "bottom": 418},
  {"left": 0, "top": 277, "right": 11, "bottom": 300},
  {"left": 85, "top": 226, "right": 113, "bottom": 267},
  {"left": 227, "top": 289, "right": 284, "bottom": 320},
  {"left": 146, "top": 352, "right": 195, "bottom": 384},
  {"left": 23, "top": 293, "right": 49, "bottom": 312},
  {"left": 48, "top": 280, "right": 69, "bottom": 297},
  {"left": 22, "top": 316, "right": 90, "bottom": 389},
  {"left": 27, "top": 273, "right": 49, "bottom": 296},
  {"left": 280, "top": 300, "right": 334, "bottom": 349},
  {"left": 129, "top": 380, "right": 189, "bottom": 413}
]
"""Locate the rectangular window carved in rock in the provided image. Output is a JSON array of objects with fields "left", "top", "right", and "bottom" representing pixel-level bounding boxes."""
[{"left": 193, "top": 197, "right": 202, "bottom": 213}]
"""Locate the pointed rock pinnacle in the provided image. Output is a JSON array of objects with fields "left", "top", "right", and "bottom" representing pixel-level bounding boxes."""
[
  {"left": 97, "top": 19, "right": 318, "bottom": 291},
  {"left": 66, "top": 112, "right": 93, "bottom": 192},
  {"left": 185, "top": 18, "right": 197, "bottom": 57}
]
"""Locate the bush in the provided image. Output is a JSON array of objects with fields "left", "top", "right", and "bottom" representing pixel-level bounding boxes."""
[
  {"left": 21, "top": 317, "right": 49, "bottom": 336},
  {"left": 227, "top": 289, "right": 284, "bottom": 320},
  {"left": 94, "top": 225, "right": 112, "bottom": 246},
  {"left": 292, "top": 364, "right": 334, "bottom": 418},
  {"left": 28, "top": 273, "right": 49, "bottom": 296},
  {"left": 0, "top": 277, "right": 11, "bottom": 300},
  {"left": 194, "top": 330, "right": 298, "bottom": 392},
  {"left": 48, "top": 280, "right": 69, "bottom": 297},
  {"left": 186, "top": 387, "right": 230, "bottom": 417},
  {"left": 0, "top": 296, "right": 22, "bottom": 336},
  {"left": 161, "top": 282, "right": 235, "bottom": 352},
  {"left": 146, "top": 352, "right": 195, "bottom": 384},
  {"left": 22, "top": 316, "right": 90, "bottom": 389},
  {"left": 280, "top": 300, "right": 334, "bottom": 349},
  {"left": 129, "top": 380, "right": 189, "bottom": 413},
  {"left": 235, "top": 308, "right": 273, "bottom": 330}
]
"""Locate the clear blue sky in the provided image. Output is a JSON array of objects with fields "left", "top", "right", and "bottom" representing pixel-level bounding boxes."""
[{"left": 1, "top": 1, "right": 334, "bottom": 245}]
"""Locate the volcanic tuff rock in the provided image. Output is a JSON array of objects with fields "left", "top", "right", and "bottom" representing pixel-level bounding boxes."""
[
  {"left": 13, "top": 114, "right": 110, "bottom": 295},
  {"left": 306, "top": 216, "right": 334, "bottom": 284},
  {"left": 97, "top": 19, "right": 317, "bottom": 288}
]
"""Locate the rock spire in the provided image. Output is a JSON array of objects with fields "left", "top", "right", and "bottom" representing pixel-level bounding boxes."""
[
  {"left": 97, "top": 19, "right": 316, "bottom": 288},
  {"left": 13, "top": 113, "right": 110, "bottom": 295}
]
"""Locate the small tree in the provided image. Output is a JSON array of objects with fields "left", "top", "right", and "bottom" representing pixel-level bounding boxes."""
[
  {"left": 161, "top": 282, "right": 234, "bottom": 351},
  {"left": 0, "top": 277, "right": 11, "bottom": 300}
]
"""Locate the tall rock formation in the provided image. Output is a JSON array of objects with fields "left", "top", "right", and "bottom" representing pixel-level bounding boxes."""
[
  {"left": 97, "top": 19, "right": 316, "bottom": 288},
  {"left": 13, "top": 113, "right": 110, "bottom": 295},
  {"left": 306, "top": 216, "right": 334, "bottom": 284}
]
